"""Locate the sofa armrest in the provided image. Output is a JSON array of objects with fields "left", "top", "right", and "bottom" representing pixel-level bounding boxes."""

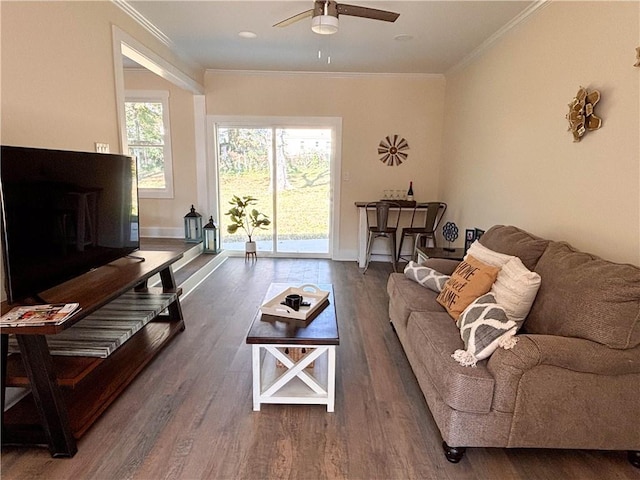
[
  {"left": 422, "top": 258, "right": 460, "bottom": 276},
  {"left": 487, "top": 334, "right": 640, "bottom": 413},
  {"left": 490, "top": 334, "right": 640, "bottom": 375}
]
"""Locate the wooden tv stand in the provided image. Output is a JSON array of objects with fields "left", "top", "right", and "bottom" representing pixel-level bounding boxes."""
[{"left": 0, "top": 250, "right": 185, "bottom": 457}]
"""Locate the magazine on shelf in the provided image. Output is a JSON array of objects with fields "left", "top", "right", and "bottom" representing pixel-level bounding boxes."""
[{"left": 0, "top": 303, "right": 81, "bottom": 327}]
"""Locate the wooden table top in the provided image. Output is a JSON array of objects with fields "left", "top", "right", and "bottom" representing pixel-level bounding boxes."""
[{"left": 246, "top": 283, "right": 339, "bottom": 345}]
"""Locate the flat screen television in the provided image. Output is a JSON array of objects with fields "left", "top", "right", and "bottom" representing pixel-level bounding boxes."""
[{"left": 1, "top": 145, "right": 140, "bottom": 304}]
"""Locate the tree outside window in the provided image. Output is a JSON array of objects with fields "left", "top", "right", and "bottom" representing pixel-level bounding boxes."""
[{"left": 125, "top": 91, "right": 173, "bottom": 198}]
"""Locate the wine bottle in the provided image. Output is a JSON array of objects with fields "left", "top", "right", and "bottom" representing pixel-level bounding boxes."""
[{"left": 407, "top": 181, "right": 414, "bottom": 201}]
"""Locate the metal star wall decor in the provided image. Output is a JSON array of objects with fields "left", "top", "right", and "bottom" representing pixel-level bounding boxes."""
[{"left": 378, "top": 135, "right": 409, "bottom": 166}]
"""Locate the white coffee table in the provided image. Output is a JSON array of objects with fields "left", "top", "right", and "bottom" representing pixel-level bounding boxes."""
[{"left": 245, "top": 283, "right": 339, "bottom": 412}]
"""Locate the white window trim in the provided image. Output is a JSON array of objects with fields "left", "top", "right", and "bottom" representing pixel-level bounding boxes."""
[{"left": 125, "top": 90, "right": 174, "bottom": 199}]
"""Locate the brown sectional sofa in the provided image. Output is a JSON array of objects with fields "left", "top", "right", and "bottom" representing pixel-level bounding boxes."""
[{"left": 386, "top": 225, "right": 640, "bottom": 465}]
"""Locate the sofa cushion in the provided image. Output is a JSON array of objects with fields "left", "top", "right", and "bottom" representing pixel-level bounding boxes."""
[
  {"left": 453, "top": 293, "right": 518, "bottom": 367},
  {"left": 466, "top": 240, "right": 514, "bottom": 267},
  {"left": 404, "top": 261, "right": 449, "bottom": 292},
  {"left": 480, "top": 225, "right": 549, "bottom": 271},
  {"left": 491, "top": 256, "right": 542, "bottom": 326},
  {"left": 527, "top": 241, "right": 640, "bottom": 349},
  {"left": 406, "top": 311, "right": 496, "bottom": 413},
  {"left": 422, "top": 258, "right": 461, "bottom": 276},
  {"left": 437, "top": 255, "right": 501, "bottom": 319},
  {"left": 387, "top": 273, "right": 444, "bottom": 330}
]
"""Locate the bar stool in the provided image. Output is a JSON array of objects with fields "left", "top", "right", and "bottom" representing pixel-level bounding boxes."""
[
  {"left": 397, "top": 202, "right": 447, "bottom": 263},
  {"left": 363, "top": 201, "right": 401, "bottom": 273}
]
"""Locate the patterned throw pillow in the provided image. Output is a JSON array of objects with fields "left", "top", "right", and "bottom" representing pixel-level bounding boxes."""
[
  {"left": 403, "top": 261, "right": 450, "bottom": 292},
  {"left": 452, "top": 293, "right": 519, "bottom": 367},
  {"left": 436, "top": 255, "right": 501, "bottom": 319}
]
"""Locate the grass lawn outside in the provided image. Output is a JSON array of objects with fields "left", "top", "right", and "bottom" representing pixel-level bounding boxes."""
[{"left": 219, "top": 167, "right": 330, "bottom": 251}]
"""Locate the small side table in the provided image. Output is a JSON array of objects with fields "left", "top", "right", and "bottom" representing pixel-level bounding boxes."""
[{"left": 416, "top": 246, "right": 465, "bottom": 263}]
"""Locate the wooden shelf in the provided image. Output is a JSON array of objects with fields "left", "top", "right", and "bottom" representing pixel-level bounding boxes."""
[
  {"left": 1, "top": 250, "right": 185, "bottom": 456},
  {"left": 5, "top": 314, "right": 180, "bottom": 388},
  {"left": 4, "top": 319, "right": 183, "bottom": 438}
]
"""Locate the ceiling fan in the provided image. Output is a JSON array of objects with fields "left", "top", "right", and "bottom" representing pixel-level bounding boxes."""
[{"left": 274, "top": 0, "right": 400, "bottom": 35}]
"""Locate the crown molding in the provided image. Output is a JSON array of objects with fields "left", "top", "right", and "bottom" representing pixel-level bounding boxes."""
[
  {"left": 205, "top": 69, "right": 445, "bottom": 80},
  {"left": 446, "top": 0, "right": 551, "bottom": 75},
  {"left": 111, "top": 0, "right": 173, "bottom": 48},
  {"left": 112, "top": 0, "right": 203, "bottom": 74}
]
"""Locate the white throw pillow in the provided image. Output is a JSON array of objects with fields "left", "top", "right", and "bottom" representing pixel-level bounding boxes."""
[
  {"left": 452, "top": 293, "right": 519, "bottom": 367},
  {"left": 490, "top": 256, "right": 541, "bottom": 326},
  {"left": 465, "top": 240, "right": 513, "bottom": 268},
  {"left": 404, "top": 261, "right": 450, "bottom": 293}
]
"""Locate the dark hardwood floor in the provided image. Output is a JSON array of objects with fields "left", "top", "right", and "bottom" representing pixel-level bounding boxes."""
[{"left": 1, "top": 258, "right": 637, "bottom": 479}]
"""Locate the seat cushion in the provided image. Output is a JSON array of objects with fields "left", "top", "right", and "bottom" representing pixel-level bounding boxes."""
[
  {"left": 387, "top": 273, "right": 443, "bottom": 330},
  {"left": 527, "top": 241, "right": 640, "bottom": 349},
  {"left": 406, "top": 311, "right": 496, "bottom": 413},
  {"left": 480, "top": 225, "right": 549, "bottom": 271}
]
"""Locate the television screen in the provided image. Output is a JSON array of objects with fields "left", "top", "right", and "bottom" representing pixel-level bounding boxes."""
[{"left": 1, "top": 145, "right": 139, "bottom": 304}]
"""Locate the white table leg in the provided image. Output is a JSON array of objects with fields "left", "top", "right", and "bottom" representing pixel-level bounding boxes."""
[
  {"left": 252, "top": 344, "right": 261, "bottom": 411},
  {"left": 327, "top": 345, "right": 336, "bottom": 412}
]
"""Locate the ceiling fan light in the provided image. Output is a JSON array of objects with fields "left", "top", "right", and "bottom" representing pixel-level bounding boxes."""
[{"left": 311, "top": 15, "right": 338, "bottom": 35}]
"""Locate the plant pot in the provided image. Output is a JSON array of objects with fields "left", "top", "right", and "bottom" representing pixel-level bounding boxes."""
[{"left": 245, "top": 241, "right": 257, "bottom": 253}]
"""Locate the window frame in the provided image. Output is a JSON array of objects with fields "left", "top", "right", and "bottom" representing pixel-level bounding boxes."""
[
  {"left": 124, "top": 90, "right": 174, "bottom": 199},
  {"left": 210, "top": 115, "right": 342, "bottom": 259}
]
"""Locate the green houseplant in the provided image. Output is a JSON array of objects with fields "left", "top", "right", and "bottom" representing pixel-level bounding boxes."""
[{"left": 224, "top": 195, "right": 271, "bottom": 254}]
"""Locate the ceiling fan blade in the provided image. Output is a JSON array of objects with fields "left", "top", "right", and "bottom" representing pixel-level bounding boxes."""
[
  {"left": 336, "top": 3, "right": 399, "bottom": 22},
  {"left": 273, "top": 9, "right": 313, "bottom": 28}
]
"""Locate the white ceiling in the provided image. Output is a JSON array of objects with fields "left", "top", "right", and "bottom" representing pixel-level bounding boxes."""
[{"left": 124, "top": 1, "right": 539, "bottom": 74}]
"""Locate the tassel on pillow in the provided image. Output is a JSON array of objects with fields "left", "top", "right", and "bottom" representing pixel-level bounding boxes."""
[{"left": 452, "top": 349, "right": 478, "bottom": 367}]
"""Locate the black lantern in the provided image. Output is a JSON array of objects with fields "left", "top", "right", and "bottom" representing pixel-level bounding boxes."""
[
  {"left": 203, "top": 216, "right": 220, "bottom": 254},
  {"left": 184, "top": 205, "right": 203, "bottom": 243}
]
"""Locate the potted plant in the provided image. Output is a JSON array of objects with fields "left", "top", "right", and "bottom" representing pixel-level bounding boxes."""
[{"left": 224, "top": 195, "right": 271, "bottom": 255}]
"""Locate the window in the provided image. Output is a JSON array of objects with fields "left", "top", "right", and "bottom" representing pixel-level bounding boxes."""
[
  {"left": 212, "top": 116, "right": 342, "bottom": 257},
  {"left": 125, "top": 90, "right": 174, "bottom": 198}
]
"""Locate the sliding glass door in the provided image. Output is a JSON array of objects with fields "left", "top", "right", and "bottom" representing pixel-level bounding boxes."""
[{"left": 214, "top": 119, "right": 336, "bottom": 256}]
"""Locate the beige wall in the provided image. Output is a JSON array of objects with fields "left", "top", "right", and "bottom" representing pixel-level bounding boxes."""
[
  {"left": 441, "top": 1, "right": 640, "bottom": 265},
  {"left": 205, "top": 71, "right": 446, "bottom": 258},
  {"left": 0, "top": 1, "right": 202, "bottom": 153},
  {"left": 124, "top": 70, "right": 198, "bottom": 234}
]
